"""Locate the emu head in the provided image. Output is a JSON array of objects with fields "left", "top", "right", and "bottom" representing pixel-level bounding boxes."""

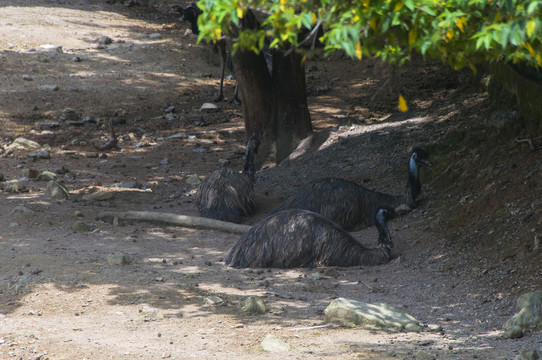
[
  {"left": 375, "top": 207, "right": 395, "bottom": 247},
  {"left": 178, "top": 3, "right": 203, "bottom": 34},
  {"left": 410, "top": 148, "right": 431, "bottom": 171}
]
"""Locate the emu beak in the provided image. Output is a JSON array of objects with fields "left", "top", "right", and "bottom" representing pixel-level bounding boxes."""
[{"left": 419, "top": 159, "right": 432, "bottom": 168}]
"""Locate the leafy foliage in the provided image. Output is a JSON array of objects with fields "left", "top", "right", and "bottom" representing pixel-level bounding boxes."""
[{"left": 197, "top": 0, "right": 542, "bottom": 70}]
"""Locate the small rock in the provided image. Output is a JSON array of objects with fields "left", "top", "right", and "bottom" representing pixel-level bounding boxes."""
[
  {"left": 38, "top": 44, "right": 63, "bottom": 53},
  {"left": 39, "top": 84, "right": 59, "bottom": 91},
  {"left": 237, "top": 296, "right": 266, "bottom": 314},
  {"left": 97, "top": 36, "right": 113, "bottom": 45},
  {"left": 261, "top": 334, "right": 290, "bottom": 352},
  {"left": 164, "top": 106, "right": 175, "bottom": 113},
  {"left": 39, "top": 171, "right": 57, "bottom": 181},
  {"left": 427, "top": 324, "right": 442, "bottom": 332},
  {"left": 72, "top": 221, "right": 94, "bottom": 232},
  {"left": 11, "top": 137, "right": 41, "bottom": 150},
  {"left": 20, "top": 168, "right": 40, "bottom": 179},
  {"left": 111, "top": 181, "right": 145, "bottom": 189},
  {"left": 160, "top": 158, "right": 169, "bottom": 165},
  {"left": 185, "top": 174, "right": 200, "bottom": 185},
  {"left": 394, "top": 204, "right": 412, "bottom": 215},
  {"left": 22, "top": 75, "right": 33, "bottom": 81},
  {"left": 36, "top": 149, "right": 51, "bottom": 159},
  {"left": 149, "top": 33, "right": 162, "bottom": 39},
  {"left": 515, "top": 349, "right": 542, "bottom": 360},
  {"left": 415, "top": 350, "right": 436, "bottom": 360},
  {"left": 503, "top": 290, "right": 542, "bottom": 338},
  {"left": 45, "top": 180, "right": 69, "bottom": 199},
  {"left": 200, "top": 102, "right": 220, "bottom": 111},
  {"left": 74, "top": 211, "right": 84, "bottom": 218},
  {"left": 107, "top": 253, "right": 130, "bottom": 265},
  {"left": 72, "top": 56, "right": 82, "bottom": 62},
  {"left": 204, "top": 296, "right": 224, "bottom": 305},
  {"left": 165, "top": 113, "right": 176, "bottom": 121}
]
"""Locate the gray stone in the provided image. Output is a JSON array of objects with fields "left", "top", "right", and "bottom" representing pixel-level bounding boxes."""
[
  {"left": 515, "top": 349, "right": 542, "bottom": 360},
  {"left": 149, "top": 33, "right": 162, "bottom": 39},
  {"left": 36, "top": 149, "right": 51, "bottom": 159},
  {"left": 238, "top": 296, "right": 266, "bottom": 314},
  {"left": 38, "top": 44, "right": 63, "bottom": 53},
  {"left": 107, "top": 253, "right": 130, "bottom": 265},
  {"left": 20, "top": 168, "right": 40, "bottom": 179},
  {"left": 60, "top": 108, "right": 81, "bottom": 122},
  {"left": 204, "top": 296, "right": 223, "bottom": 305},
  {"left": 503, "top": 290, "right": 542, "bottom": 338},
  {"left": 97, "top": 36, "right": 113, "bottom": 45},
  {"left": 72, "top": 221, "right": 94, "bottom": 232},
  {"left": 39, "top": 84, "right": 59, "bottom": 91},
  {"left": 260, "top": 334, "right": 290, "bottom": 352},
  {"left": 10, "top": 137, "right": 41, "bottom": 150},
  {"left": 112, "top": 181, "right": 145, "bottom": 189},
  {"left": 200, "top": 102, "right": 220, "bottom": 111},
  {"left": 395, "top": 204, "right": 412, "bottom": 215},
  {"left": 160, "top": 158, "right": 169, "bottom": 165},
  {"left": 324, "top": 298, "right": 421, "bottom": 331},
  {"left": 185, "top": 174, "right": 200, "bottom": 185},
  {"left": 45, "top": 180, "right": 69, "bottom": 199}
]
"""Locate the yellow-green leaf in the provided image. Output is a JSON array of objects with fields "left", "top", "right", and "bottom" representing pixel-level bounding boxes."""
[
  {"left": 525, "top": 43, "right": 535, "bottom": 57},
  {"left": 469, "top": 63, "right": 477, "bottom": 75},
  {"left": 456, "top": 17, "right": 466, "bottom": 33},
  {"left": 369, "top": 18, "right": 377, "bottom": 31},
  {"left": 237, "top": 8, "right": 244, "bottom": 19},
  {"left": 398, "top": 95, "right": 408, "bottom": 112},
  {"left": 394, "top": 2, "right": 404, "bottom": 12},
  {"left": 526, "top": 20, "right": 536, "bottom": 38},
  {"left": 446, "top": 29, "right": 454, "bottom": 41},
  {"left": 355, "top": 42, "right": 363, "bottom": 60},
  {"left": 408, "top": 29, "right": 417, "bottom": 45}
]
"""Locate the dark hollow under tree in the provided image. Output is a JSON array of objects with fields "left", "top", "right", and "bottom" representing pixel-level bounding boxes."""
[
  {"left": 274, "top": 148, "right": 431, "bottom": 231},
  {"left": 225, "top": 208, "right": 395, "bottom": 268}
]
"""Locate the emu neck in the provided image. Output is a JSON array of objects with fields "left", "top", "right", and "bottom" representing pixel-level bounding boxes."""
[{"left": 403, "top": 157, "right": 421, "bottom": 207}]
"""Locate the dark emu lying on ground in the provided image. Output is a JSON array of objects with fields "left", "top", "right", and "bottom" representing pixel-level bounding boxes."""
[
  {"left": 225, "top": 208, "right": 395, "bottom": 268},
  {"left": 196, "top": 138, "right": 260, "bottom": 223},
  {"left": 274, "top": 148, "right": 431, "bottom": 231}
]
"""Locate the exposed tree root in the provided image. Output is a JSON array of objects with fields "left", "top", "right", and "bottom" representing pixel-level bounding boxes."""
[{"left": 97, "top": 210, "right": 252, "bottom": 234}]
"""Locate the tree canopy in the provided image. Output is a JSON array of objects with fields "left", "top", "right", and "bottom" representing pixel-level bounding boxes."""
[{"left": 196, "top": 0, "right": 542, "bottom": 71}]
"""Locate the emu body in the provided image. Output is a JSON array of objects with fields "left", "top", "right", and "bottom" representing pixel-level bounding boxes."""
[
  {"left": 196, "top": 138, "right": 259, "bottom": 223},
  {"left": 275, "top": 148, "right": 431, "bottom": 231},
  {"left": 225, "top": 208, "right": 394, "bottom": 268}
]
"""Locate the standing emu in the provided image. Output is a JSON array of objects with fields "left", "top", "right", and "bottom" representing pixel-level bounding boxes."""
[
  {"left": 176, "top": 3, "right": 240, "bottom": 104},
  {"left": 196, "top": 138, "right": 260, "bottom": 223},
  {"left": 225, "top": 208, "right": 395, "bottom": 268},
  {"left": 275, "top": 148, "right": 431, "bottom": 231}
]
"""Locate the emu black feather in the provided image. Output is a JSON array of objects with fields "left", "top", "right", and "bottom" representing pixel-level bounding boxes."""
[
  {"left": 275, "top": 148, "right": 431, "bottom": 231},
  {"left": 225, "top": 208, "right": 394, "bottom": 268},
  {"left": 196, "top": 138, "right": 259, "bottom": 223}
]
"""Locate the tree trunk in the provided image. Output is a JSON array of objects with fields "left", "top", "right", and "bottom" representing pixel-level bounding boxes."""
[
  {"left": 232, "top": 9, "right": 313, "bottom": 165},
  {"left": 273, "top": 50, "right": 313, "bottom": 162}
]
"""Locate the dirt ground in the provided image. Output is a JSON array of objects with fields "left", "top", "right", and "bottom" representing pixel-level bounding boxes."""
[{"left": 1, "top": 1, "right": 541, "bottom": 359}]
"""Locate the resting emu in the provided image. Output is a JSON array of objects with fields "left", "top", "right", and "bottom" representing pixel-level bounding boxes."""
[
  {"left": 225, "top": 208, "right": 395, "bottom": 268},
  {"left": 176, "top": 3, "right": 240, "bottom": 104},
  {"left": 274, "top": 148, "right": 431, "bottom": 231},
  {"left": 196, "top": 138, "right": 260, "bottom": 222}
]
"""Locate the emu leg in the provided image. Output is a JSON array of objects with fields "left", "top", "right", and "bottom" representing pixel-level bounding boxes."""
[
  {"left": 213, "top": 43, "right": 226, "bottom": 102},
  {"left": 230, "top": 83, "right": 242, "bottom": 105}
]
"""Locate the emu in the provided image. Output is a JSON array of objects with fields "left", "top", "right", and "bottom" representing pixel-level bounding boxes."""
[
  {"left": 275, "top": 148, "right": 431, "bottom": 231},
  {"left": 177, "top": 3, "right": 240, "bottom": 104},
  {"left": 196, "top": 138, "right": 260, "bottom": 223},
  {"left": 225, "top": 208, "right": 395, "bottom": 268}
]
